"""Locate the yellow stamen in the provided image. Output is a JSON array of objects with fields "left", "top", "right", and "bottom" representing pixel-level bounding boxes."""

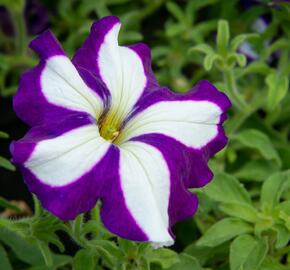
[{"left": 99, "top": 110, "right": 121, "bottom": 143}]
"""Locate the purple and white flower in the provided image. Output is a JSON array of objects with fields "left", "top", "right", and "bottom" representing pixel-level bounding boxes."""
[{"left": 11, "top": 16, "right": 230, "bottom": 246}]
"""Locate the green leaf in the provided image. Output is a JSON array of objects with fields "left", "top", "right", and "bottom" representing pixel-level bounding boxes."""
[
  {"left": 219, "top": 202, "right": 258, "bottom": 223},
  {"left": 185, "top": 0, "right": 217, "bottom": 17},
  {"left": 227, "top": 53, "right": 247, "bottom": 67},
  {"left": 263, "top": 39, "right": 289, "bottom": 61},
  {"left": 260, "top": 257, "right": 289, "bottom": 270},
  {"left": 28, "top": 255, "right": 72, "bottom": 270},
  {"left": 0, "top": 131, "right": 9, "bottom": 139},
  {"left": 237, "top": 61, "right": 272, "bottom": 77},
  {"left": 0, "top": 227, "right": 44, "bottom": 265},
  {"left": 234, "top": 129, "right": 281, "bottom": 167},
  {"left": 121, "top": 31, "right": 143, "bottom": 43},
  {"left": 234, "top": 160, "right": 279, "bottom": 182},
  {"left": 89, "top": 240, "right": 122, "bottom": 267},
  {"left": 167, "top": 254, "right": 202, "bottom": 270},
  {"left": 203, "top": 53, "right": 221, "bottom": 71},
  {"left": 272, "top": 224, "right": 290, "bottom": 249},
  {"left": 0, "top": 156, "right": 16, "bottom": 171},
  {"left": 275, "top": 200, "right": 290, "bottom": 215},
  {"left": 0, "top": 244, "right": 12, "bottom": 270},
  {"left": 203, "top": 172, "right": 252, "bottom": 205},
  {"left": 0, "top": 197, "right": 21, "bottom": 213},
  {"left": 73, "top": 250, "right": 95, "bottom": 270},
  {"left": 197, "top": 218, "right": 253, "bottom": 247},
  {"left": 230, "top": 33, "right": 259, "bottom": 51},
  {"left": 261, "top": 171, "right": 290, "bottom": 211},
  {"left": 166, "top": 2, "right": 185, "bottom": 22},
  {"left": 230, "top": 235, "right": 268, "bottom": 270},
  {"left": 188, "top": 44, "right": 214, "bottom": 55},
  {"left": 266, "top": 72, "right": 289, "bottom": 111},
  {"left": 166, "top": 24, "right": 185, "bottom": 37},
  {"left": 0, "top": 0, "right": 25, "bottom": 12},
  {"left": 118, "top": 238, "right": 137, "bottom": 254},
  {"left": 147, "top": 248, "right": 179, "bottom": 269},
  {"left": 217, "top": 20, "right": 230, "bottom": 55},
  {"left": 184, "top": 242, "right": 229, "bottom": 266},
  {"left": 37, "top": 240, "right": 53, "bottom": 267}
]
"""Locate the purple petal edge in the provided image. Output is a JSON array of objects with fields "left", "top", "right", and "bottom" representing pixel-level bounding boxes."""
[
  {"left": 14, "top": 30, "right": 106, "bottom": 127},
  {"left": 128, "top": 81, "right": 231, "bottom": 228},
  {"left": 11, "top": 118, "right": 148, "bottom": 241}
]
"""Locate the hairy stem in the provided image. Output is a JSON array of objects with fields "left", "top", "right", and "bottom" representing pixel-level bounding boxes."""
[{"left": 223, "top": 68, "right": 247, "bottom": 111}]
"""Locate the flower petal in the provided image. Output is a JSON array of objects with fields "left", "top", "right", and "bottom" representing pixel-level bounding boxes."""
[
  {"left": 14, "top": 30, "right": 104, "bottom": 126},
  {"left": 118, "top": 81, "right": 230, "bottom": 189},
  {"left": 73, "top": 16, "right": 150, "bottom": 122},
  {"left": 119, "top": 80, "right": 230, "bottom": 149},
  {"left": 117, "top": 141, "right": 174, "bottom": 245},
  {"left": 130, "top": 136, "right": 200, "bottom": 227},
  {"left": 11, "top": 114, "right": 111, "bottom": 219}
]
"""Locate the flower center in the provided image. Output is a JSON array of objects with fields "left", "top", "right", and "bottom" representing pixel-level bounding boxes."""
[{"left": 98, "top": 112, "right": 121, "bottom": 143}]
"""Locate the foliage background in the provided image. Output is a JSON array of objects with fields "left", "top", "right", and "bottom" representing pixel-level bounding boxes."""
[{"left": 0, "top": 0, "right": 290, "bottom": 269}]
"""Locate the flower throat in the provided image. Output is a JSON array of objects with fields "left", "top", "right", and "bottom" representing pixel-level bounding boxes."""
[{"left": 98, "top": 111, "right": 121, "bottom": 143}]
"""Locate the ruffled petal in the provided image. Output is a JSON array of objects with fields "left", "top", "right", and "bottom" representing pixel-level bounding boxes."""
[
  {"left": 101, "top": 140, "right": 198, "bottom": 246},
  {"left": 129, "top": 137, "right": 199, "bottom": 227},
  {"left": 119, "top": 81, "right": 230, "bottom": 148},
  {"left": 73, "top": 16, "right": 152, "bottom": 123},
  {"left": 14, "top": 30, "right": 104, "bottom": 126},
  {"left": 11, "top": 114, "right": 110, "bottom": 219},
  {"left": 118, "top": 81, "right": 231, "bottom": 188}
]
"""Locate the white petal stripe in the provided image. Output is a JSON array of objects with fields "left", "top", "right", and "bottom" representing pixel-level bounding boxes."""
[
  {"left": 119, "top": 101, "right": 222, "bottom": 148},
  {"left": 120, "top": 141, "right": 173, "bottom": 245},
  {"left": 98, "top": 23, "right": 146, "bottom": 122},
  {"left": 25, "top": 125, "right": 110, "bottom": 187},
  {"left": 41, "top": 56, "right": 103, "bottom": 119}
]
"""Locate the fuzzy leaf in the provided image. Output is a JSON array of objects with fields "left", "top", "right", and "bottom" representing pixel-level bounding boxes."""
[
  {"left": 217, "top": 20, "right": 230, "bottom": 55},
  {"left": 230, "top": 235, "right": 268, "bottom": 270},
  {"left": 73, "top": 250, "right": 95, "bottom": 270},
  {"left": 219, "top": 202, "right": 258, "bottom": 223},
  {"left": 203, "top": 172, "right": 252, "bottom": 205},
  {"left": 197, "top": 218, "right": 253, "bottom": 247},
  {"left": 266, "top": 73, "right": 289, "bottom": 111},
  {"left": 234, "top": 160, "right": 279, "bottom": 182},
  {"left": 261, "top": 171, "right": 290, "bottom": 211},
  {"left": 0, "top": 156, "right": 16, "bottom": 171},
  {"left": 227, "top": 53, "right": 247, "bottom": 67},
  {"left": 273, "top": 225, "right": 290, "bottom": 249},
  {"left": 167, "top": 254, "right": 202, "bottom": 270},
  {"left": 230, "top": 33, "right": 259, "bottom": 51},
  {"left": 235, "top": 129, "right": 281, "bottom": 167},
  {"left": 189, "top": 44, "right": 214, "bottom": 55},
  {"left": 260, "top": 257, "right": 289, "bottom": 270},
  {"left": 147, "top": 248, "right": 179, "bottom": 269},
  {"left": 203, "top": 53, "right": 221, "bottom": 71},
  {"left": 0, "top": 131, "right": 9, "bottom": 139},
  {"left": 166, "top": 2, "right": 184, "bottom": 22},
  {"left": 0, "top": 227, "right": 44, "bottom": 265},
  {"left": 0, "top": 244, "right": 12, "bottom": 270}
]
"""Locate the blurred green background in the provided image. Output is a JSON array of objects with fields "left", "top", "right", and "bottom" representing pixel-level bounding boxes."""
[{"left": 0, "top": 0, "right": 290, "bottom": 269}]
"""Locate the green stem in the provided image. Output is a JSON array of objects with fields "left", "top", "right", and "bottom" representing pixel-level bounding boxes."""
[
  {"left": 71, "top": 214, "right": 87, "bottom": 247},
  {"left": 33, "top": 195, "right": 43, "bottom": 217},
  {"left": 11, "top": 10, "right": 27, "bottom": 56},
  {"left": 223, "top": 69, "right": 247, "bottom": 111},
  {"left": 274, "top": 245, "right": 290, "bottom": 257},
  {"left": 73, "top": 215, "right": 83, "bottom": 238}
]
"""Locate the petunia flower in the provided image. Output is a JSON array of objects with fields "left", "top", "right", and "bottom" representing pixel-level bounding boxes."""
[{"left": 11, "top": 16, "right": 231, "bottom": 247}]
